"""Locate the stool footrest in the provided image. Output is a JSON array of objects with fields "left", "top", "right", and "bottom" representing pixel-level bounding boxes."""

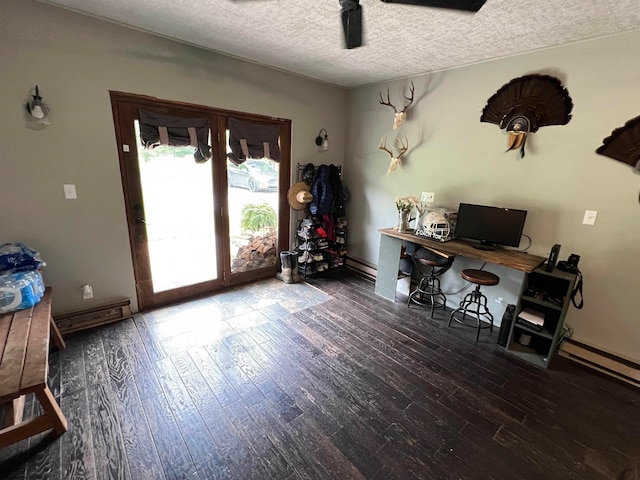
[
  {"left": 447, "top": 287, "right": 496, "bottom": 341},
  {"left": 407, "top": 275, "right": 447, "bottom": 319}
]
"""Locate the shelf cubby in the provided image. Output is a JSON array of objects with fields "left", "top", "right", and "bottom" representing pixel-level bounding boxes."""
[{"left": 505, "top": 266, "right": 577, "bottom": 368}]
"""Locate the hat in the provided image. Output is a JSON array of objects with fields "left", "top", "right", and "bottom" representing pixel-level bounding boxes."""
[
  {"left": 302, "top": 163, "right": 316, "bottom": 185},
  {"left": 287, "top": 182, "right": 313, "bottom": 210}
]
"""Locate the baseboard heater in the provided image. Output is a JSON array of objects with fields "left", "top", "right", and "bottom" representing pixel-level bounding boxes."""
[
  {"left": 559, "top": 338, "right": 640, "bottom": 389},
  {"left": 53, "top": 298, "right": 132, "bottom": 335},
  {"left": 344, "top": 256, "right": 377, "bottom": 281}
]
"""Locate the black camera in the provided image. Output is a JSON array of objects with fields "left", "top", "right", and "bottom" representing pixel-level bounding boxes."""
[{"left": 557, "top": 254, "right": 580, "bottom": 273}]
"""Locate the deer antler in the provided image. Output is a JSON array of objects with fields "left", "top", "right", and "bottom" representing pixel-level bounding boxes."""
[
  {"left": 378, "top": 135, "right": 393, "bottom": 155},
  {"left": 379, "top": 133, "right": 409, "bottom": 175},
  {"left": 378, "top": 81, "right": 415, "bottom": 113},
  {"left": 402, "top": 81, "right": 415, "bottom": 112},
  {"left": 380, "top": 82, "right": 415, "bottom": 129},
  {"left": 394, "top": 132, "right": 409, "bottom": 156},
  {"left": 379, "top": 88, "right": 399, "bottom": 113}
]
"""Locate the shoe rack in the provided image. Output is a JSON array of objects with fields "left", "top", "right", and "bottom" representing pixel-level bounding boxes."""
[{"left": 294, "top": 163, "right": 347, "bottom": 278}]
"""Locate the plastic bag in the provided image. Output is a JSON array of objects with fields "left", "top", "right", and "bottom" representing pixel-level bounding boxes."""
[
  {"left": 0, "top": 270, "right": 45, "bottom": 314},
  {"left": 0, "top": 243, "right": 45, "bottom": 275}
]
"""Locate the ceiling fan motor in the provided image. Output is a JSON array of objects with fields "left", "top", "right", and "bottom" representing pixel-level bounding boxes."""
[{"left": 339, "top": 0, "right": 486, "bottom": 49}]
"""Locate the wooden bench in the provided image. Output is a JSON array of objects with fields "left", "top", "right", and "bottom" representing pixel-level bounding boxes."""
[{"left": 0, "top": 288, "right": 67, "bottom": 448}]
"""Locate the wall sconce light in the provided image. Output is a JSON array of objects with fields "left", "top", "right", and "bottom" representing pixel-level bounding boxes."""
[
  {"left": 25, "top": 85, "right": 51, "bottom": 125},
  {"left": 315, "top": 128, "right": 329, "bottom": 152}
]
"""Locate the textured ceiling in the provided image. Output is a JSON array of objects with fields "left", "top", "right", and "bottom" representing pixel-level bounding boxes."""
[{"left": 38, "top": 0, "right": 640, "bottom": 88}]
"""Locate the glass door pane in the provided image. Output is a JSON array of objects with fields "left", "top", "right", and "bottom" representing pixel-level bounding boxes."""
[
  {"left": 226, "top": 136, "right": 279, "bottom": 274},
  {"left": 135, "top": 120, "right": 217, "bottom": 292}
]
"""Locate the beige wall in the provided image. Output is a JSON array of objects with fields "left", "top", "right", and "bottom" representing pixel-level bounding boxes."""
[
  {"left": 0, "top": 0, "right": 347, "bottom": 313},
  {"left": 2, "top": 0, "right": 638, "bottom": 362},
  {"left": 345, "top": 31, "right": 640, "bottom": 362}
]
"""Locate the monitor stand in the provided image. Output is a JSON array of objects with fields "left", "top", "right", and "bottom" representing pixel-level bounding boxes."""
[{"left": 472, "top": 241, "right": 496, "bottom": 251}]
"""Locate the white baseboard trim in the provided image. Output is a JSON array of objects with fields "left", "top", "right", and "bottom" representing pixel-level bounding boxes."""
[
  {"left": 559, "top": 339, "right": 640, "bottom": 389},
  {"left": 344, "top": 256, "right": 377, "bottom": 280}
]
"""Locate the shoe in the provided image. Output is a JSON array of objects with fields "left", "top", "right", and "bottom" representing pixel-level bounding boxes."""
[
  {"left": 297, "top": 228, "right": 314, "bottom": 240},
  {"left": 302, "top": 263, "right": 316, "bottom": 274},
  {"left": 280, "top": 267, "right": 293, "bottom": 284},
  {"left": 298, "top": 251, "right": 311, "bottom": 264},
  {"left": 301, "top": 241, "right": 316, "bottom": 251}
]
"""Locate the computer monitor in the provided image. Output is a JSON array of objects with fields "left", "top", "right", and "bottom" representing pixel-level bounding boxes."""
[{"left": 455, "top": 203, "right": 528, "bottom": 251}]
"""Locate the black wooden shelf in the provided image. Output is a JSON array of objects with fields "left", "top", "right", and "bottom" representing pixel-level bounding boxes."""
[
  {"left": 514, "top": 322, "right": 554, "bottom": 340},
  {"left": 520, "top": 295, "right": 563, "bottom": 311},
  {"left": 505, "top": 266, "right": 577, "bottom": 368}
]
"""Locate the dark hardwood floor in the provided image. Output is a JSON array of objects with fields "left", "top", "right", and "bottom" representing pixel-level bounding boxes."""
[{"left": 1, "top": 269, "right": 638, "bottom": 479}]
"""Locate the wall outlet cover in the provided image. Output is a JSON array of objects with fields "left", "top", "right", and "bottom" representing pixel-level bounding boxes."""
[
  {"left": 81, "top": 284, "right": 93, "bottom": 299},
  {"left": 421, "top": 192, "right": 435, "bottom": 203}
]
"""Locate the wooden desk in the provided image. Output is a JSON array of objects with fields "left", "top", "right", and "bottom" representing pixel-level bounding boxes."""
[{"left": 375, "top": 228, "right": 546, "bottom": 301}]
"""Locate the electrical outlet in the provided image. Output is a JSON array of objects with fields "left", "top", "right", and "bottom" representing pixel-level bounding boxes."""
[
  {"left": 421, "top": 192, "right": 434, "bottom": 203},
  {"left": 81, "top": 284, "right": 93, "bottom": 300}
]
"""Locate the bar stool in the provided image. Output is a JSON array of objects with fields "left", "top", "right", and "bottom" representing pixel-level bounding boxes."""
[
  {"left": 448, "top": 269, "right": 500, "bottom": 341},
  {"left": 407, "top": 248, "right": 455, "bottom": 318}
]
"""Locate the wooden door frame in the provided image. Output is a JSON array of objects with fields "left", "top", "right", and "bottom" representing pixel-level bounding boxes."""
[{"left": 110, "top": 91, "right": 291, "bottom": 310}]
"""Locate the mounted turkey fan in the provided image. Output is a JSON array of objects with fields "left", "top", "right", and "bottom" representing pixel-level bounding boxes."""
[
  {"left": 596, "top": 115, "right": 640, "bottom": 172},
  {"left": 340, "top": 0, "right": 486, "bottom": 49},
  {"left": 480, "top": 74, "right": 573, "bottom": 158}
]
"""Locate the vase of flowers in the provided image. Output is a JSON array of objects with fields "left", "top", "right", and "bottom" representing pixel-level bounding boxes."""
[{"left": 394, "top": 196, "right": 418, "bottom": 233}]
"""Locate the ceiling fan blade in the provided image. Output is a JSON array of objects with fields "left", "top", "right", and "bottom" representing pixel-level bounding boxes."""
[
  {"left": 340, "top": 1, "right": 363, "bottom": 49},
  {"left": 380, "top": 0, "right": 486, "bottom": 12}
]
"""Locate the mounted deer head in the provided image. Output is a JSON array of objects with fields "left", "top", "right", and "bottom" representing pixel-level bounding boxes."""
[
  {"left": 379, "top": 81, "right": 415, "bottom": 130},
  {"left": 379, "top": 133, "right": 409, "bottom": 175}
]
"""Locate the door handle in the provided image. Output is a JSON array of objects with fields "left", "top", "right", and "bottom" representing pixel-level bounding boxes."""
[{"left": 135, "top": 217, "right": 147, "bottom": 224}]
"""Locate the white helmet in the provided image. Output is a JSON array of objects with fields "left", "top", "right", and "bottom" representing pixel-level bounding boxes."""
[{"left": 422, "top": 212, "right": 450, "bottom": 240}]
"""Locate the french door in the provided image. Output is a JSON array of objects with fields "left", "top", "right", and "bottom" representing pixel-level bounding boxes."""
[{"left": 110, "top": 92, "right": 291, "bottom": 310}]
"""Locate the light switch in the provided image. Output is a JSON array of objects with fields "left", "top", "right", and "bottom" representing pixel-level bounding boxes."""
[
  {"left": 582, "top": 210, "right": 597, "bottom": 225},
  {"left": 63, "top": 184, "right": 77, "bottom": 199},
  {"left": 123, "top": 144, "right": 130, "bottom": 152}
]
